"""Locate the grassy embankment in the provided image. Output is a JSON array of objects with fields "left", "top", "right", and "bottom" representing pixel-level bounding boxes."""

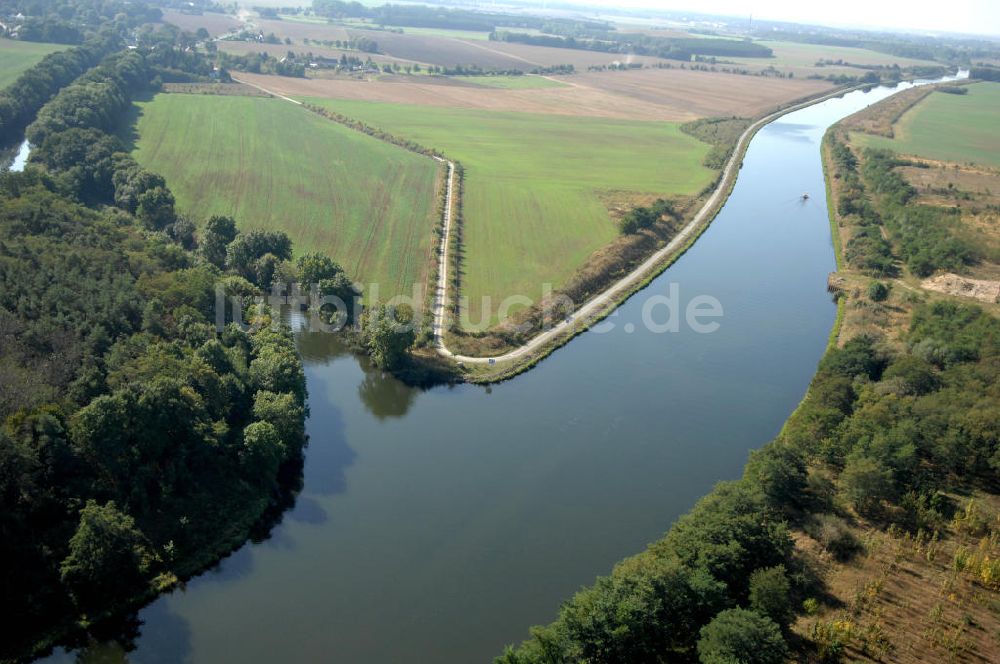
[
  {"left": 496, "top": 80, "right": 1000, "bottom": 664},
  {"left": 851, "top": 81, "right": 1000, "bottom": 168},
  {"left": 128, "top": 93, "right": 442, "bottom": 298},
  {"left": 0, "top": 39, "right": 65, "bottom": 89},
  {"left": 304, "top": 98, "right": 715, "bottom": 329}
]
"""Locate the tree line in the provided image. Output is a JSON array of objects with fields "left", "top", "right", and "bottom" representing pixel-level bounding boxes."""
[
  {"left": 498, "top": 294, "right": 1000, "bottom": 663},
  {"left": 0, "top": 29, "right": 366, "bottom": 660},
  {"left": 499, "top": 127, "right": 1000, "bottom": 664},
  {"left": 0, "top": 38, "right": 115, "bottom": 144},
  {"left": 490, "top": 30, "right": 773, "bottom": 61}
]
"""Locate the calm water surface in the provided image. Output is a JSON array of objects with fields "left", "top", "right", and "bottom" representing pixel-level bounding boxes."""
[
  {"left": 42, "top": 75, "right": 961, "bottom": 664},
  {"left": 0, "top": 139, "right": 30, "bottom": 172}
]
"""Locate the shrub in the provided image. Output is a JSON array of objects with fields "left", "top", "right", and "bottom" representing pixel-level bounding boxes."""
[
  {"left": 749, "top": 565, "right": 794, "bottom": 627},
  {"left": 807, "top": 514, "right": 863, "bottom": 561},
  {"left": 697, "top": 608, "right": 788, "bottom": 664},
  {"left": 867, "top": 281, "right": 890, "bottom": 302}
]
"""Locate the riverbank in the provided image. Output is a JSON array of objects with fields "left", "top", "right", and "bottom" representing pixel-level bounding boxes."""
[
  {"left": 444, "top": 83, "right": 865, "bottom": 384},
  {"left": 498, "top": 71, "right": 1000, "bottom": 664}
]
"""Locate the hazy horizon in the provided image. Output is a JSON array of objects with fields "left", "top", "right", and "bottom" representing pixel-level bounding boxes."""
[{"left": 567, "top": 0, "right": 1000, "bottom": 38}]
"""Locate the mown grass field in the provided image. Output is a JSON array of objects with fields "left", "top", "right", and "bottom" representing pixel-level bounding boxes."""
[
  {"left": 740, "top": 40, "right": 939, "bottom": 69},
  {"left": 307, "top": 98, "right": 714, "bottom": 325},
  {"left": 129, "top": 93, "right": 441, "bottom": 296},
  {"left": 453, "top": 75, "right": 567, "bottom": 89},
  {"left": 0, "top": 39, "right": 65, "bottom": 89},
  {"left": 398, "top": 26, "right": 491, "bottom": 40},
  {"left": 852, "top": 82, "right": 1000, "bottom": 168}
]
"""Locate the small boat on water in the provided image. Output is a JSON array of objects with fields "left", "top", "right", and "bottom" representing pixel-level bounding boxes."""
[{"left": 801, "top": 192, "right": 810, "bottom": 200}]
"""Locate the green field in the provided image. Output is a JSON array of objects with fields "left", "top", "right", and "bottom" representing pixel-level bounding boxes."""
[
  {"left": 852, "top": 82, "right": 1000, "bottom": 168},
  {"left": 453, "top": 75, "right": 567, "bottom": 89},
  {"left": 129, "top": 93, "right": 441, "bottom": 296},
  {"left": 741, "top": 40, "right": 939, "bottom": 69},
  {"left": 276, "top": 14, "right": 334, "bottom": 25},
  {"left": 307, "top": 98, "right": 714, "bottom": 325},
  {"left": 0, "top": 39, "right": 65, "bottom": 89},
  {"left": 399, "top": 26, "right": 492, "bottom": 40}
]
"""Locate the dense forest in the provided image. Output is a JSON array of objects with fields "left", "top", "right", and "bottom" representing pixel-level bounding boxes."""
[{"left": 0, "top": 14, "right": 362, "bottom": 661}]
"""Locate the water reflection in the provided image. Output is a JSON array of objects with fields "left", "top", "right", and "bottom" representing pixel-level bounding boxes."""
[
  {"left": 43, "top": 601, "right": 192, "bottom": 664},
  {"left": 290, "top": 310, "right": 420, "bottom": 419},
  {"left": 35, "top": 73, "right": 966, "bottom": 664},
  {"left": 357, "top": 370, "right": 418, "bottom": 420}
]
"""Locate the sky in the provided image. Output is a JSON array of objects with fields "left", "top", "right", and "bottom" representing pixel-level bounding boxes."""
[{"left": 576, "top": 0, "right": 1000, "bottom": 37}]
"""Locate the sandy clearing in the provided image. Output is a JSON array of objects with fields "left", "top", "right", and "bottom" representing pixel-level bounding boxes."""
[
  {"left": 235, "top": 68, "right": 835, "bottom": 121},
  {"left": 922, "top": 273, "right": 1000, "bottom": 303}
]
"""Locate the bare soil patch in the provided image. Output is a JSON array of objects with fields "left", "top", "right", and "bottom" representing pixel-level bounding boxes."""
[
  {"left": 338, "top": 27, "right": 531, "bottom": 68},
  {"left": 921, "top": 273, "right": 1000, "bottom": 303},
  {"left": 898, "top": 163, "right": 1000, "bottom": 209},
  {"left": 793, "top": 496, "right": 1000, "bottom": 664},
  {"left": 237, "top": 67, "right": 834, "bottom": 121},
  {"left": 462, "top": 39, "right": 674, "bottom": 69},
  {"left": 254, "top": 17, "right": 350, "bottom": 43},
  {"left": 554, "top": 68, "right": 835, "bottom": 120}
]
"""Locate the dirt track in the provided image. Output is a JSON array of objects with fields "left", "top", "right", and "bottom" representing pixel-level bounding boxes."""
[{"left": 233, "top": 75, "right": 851, "bottom": 367}]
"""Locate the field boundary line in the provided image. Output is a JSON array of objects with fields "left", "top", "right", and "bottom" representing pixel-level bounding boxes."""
[{"left": 232, "top": 76, "right": 303, "bottom": 105}]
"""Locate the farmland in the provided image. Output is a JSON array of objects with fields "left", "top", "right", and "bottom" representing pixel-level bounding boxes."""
[
  {"left": 237, "top": 68, "right": 834, "bottom": 121},
  {"left": 734, "top": 39, "right": 938, "bottom": 69},
  {"left": 852, "top": 82, "right": 1000, "bottom": 168},
  {"left": 128, "top": 93, "right": 441, "bottom": 296},
  {"left": 726, "top": 39, "right": 942, "bottom": 79},
  {"left": 161, "top": 9, "right": 241, "bottom": 36},
  {"left": 453, "top": 74, "right": 567, "bottom": 89},
  {"left": 306, "top": 97, "right": 715, "bottom": 325},
  {"left": 0, "top": 39, "right": 65, "bottom": 89}
]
